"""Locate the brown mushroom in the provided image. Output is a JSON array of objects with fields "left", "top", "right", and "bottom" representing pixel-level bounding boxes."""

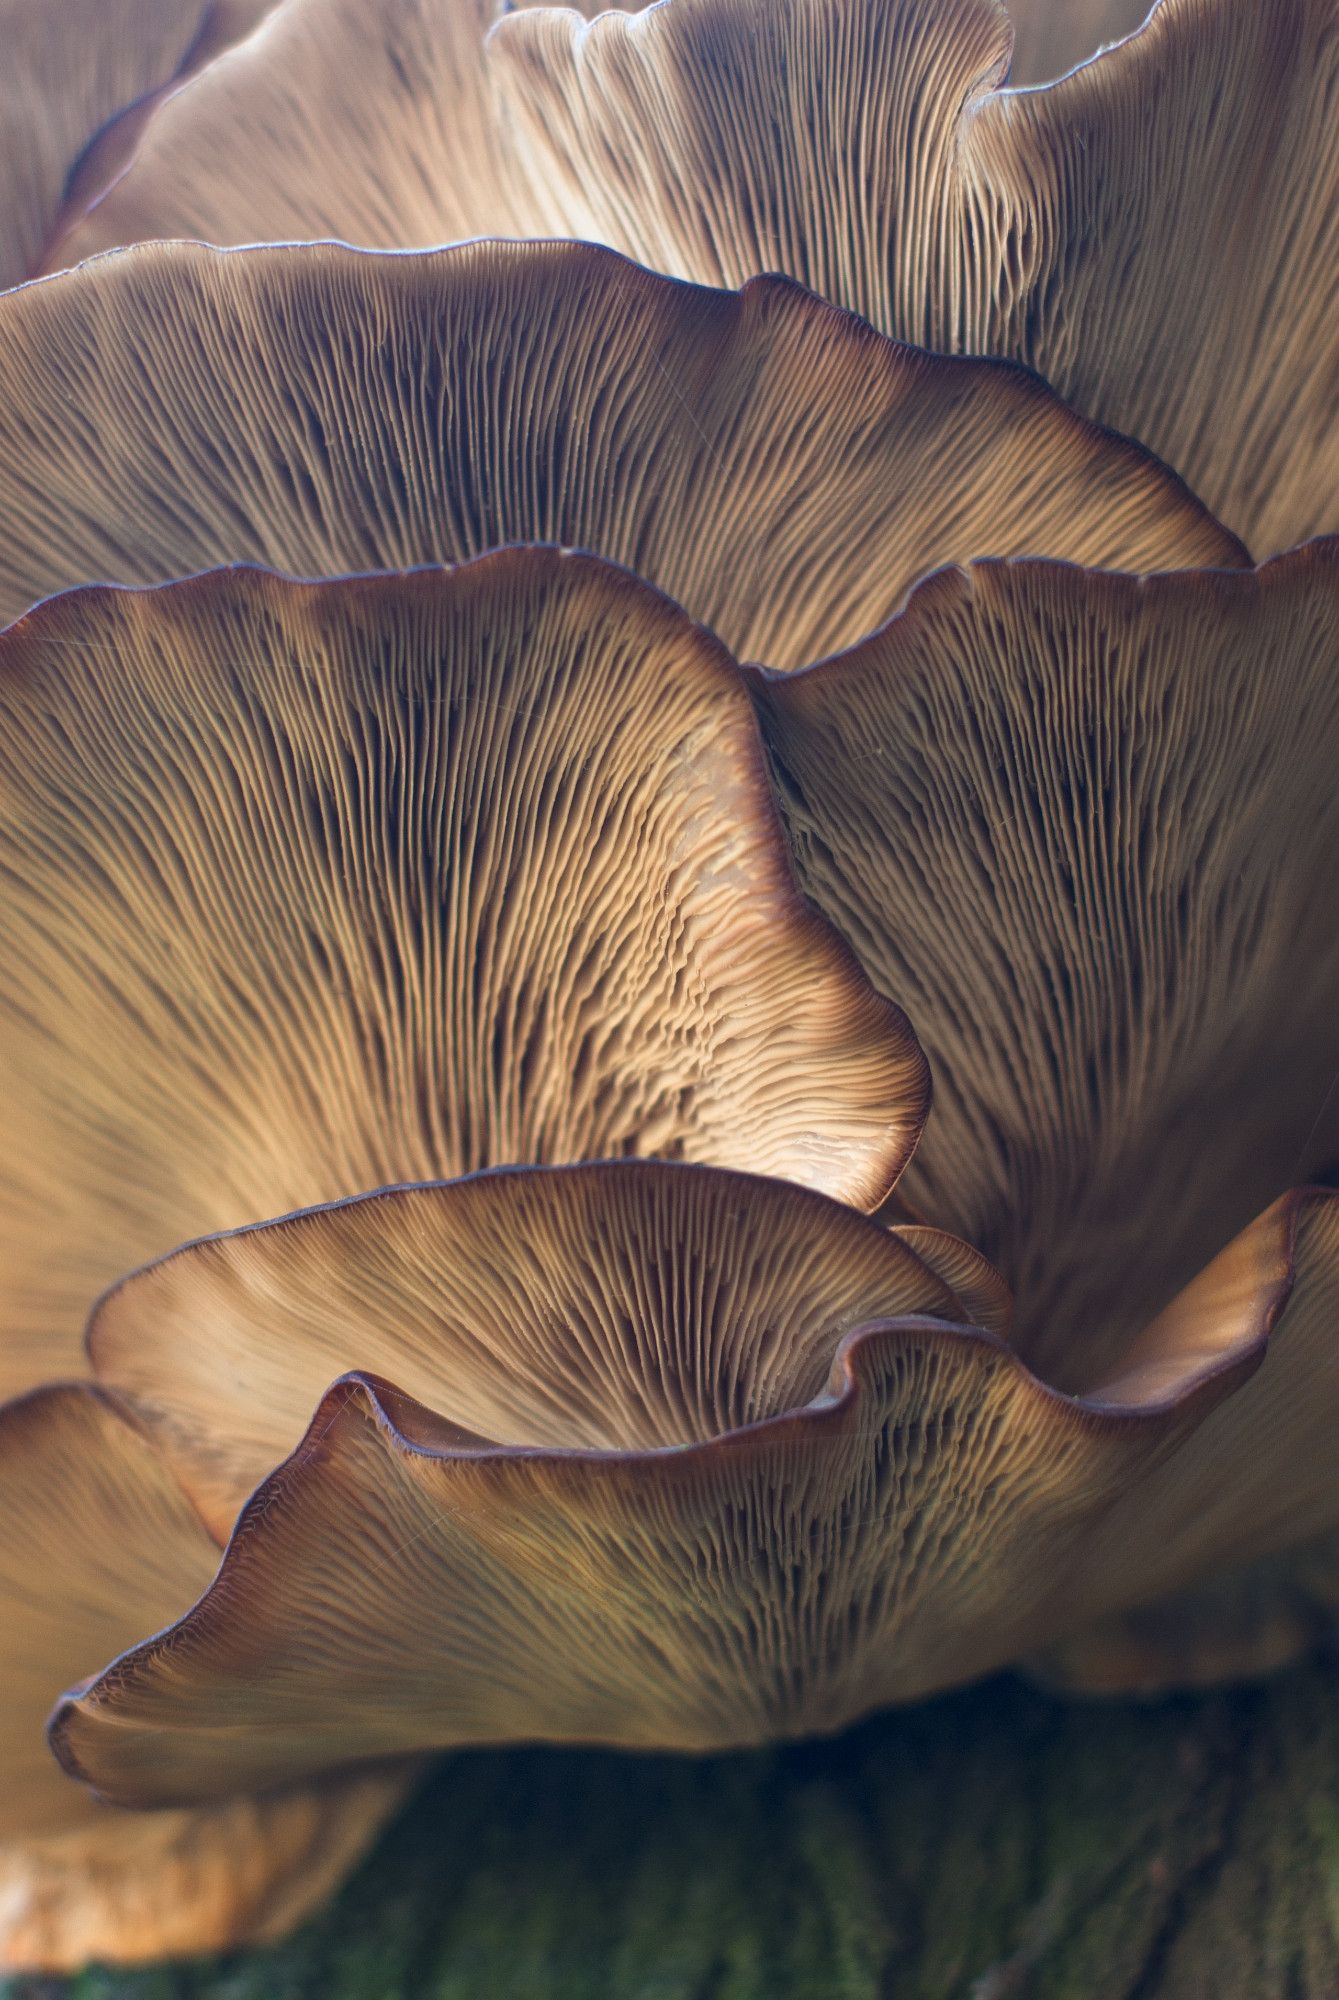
[
  {"left": 1004, "top": 0, "right": 1153, "bottom": 84},
  {"left": 489, "top": 0, "right": 1339, "bottom": 554},
  {"left": 43, "top": 0, "right": 1338, "bottom": 552},
  {"left": 0, "top": 1383, "right": 411, "bottom": 1971},
  {"left": 40, "top": 0, "right": 535, "bottom": 275},
  {"left": 0, "top": 551, "right": 921, "bottom": 1398},
  {"left": 48, "top": 1162, "right": 1331, "bottom": 1800},
  {"left": 753, "top": 542, "right": 1339, "bottom": 1686},
  {"left": 0, "top": 240, "right": 1241, "bottom": 647},
  {"left": 0, "top": 0, "right": 274, "bottom": 289}
]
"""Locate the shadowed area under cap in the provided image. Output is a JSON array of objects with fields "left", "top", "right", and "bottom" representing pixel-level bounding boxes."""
[
  {"left": 0, "top": 552, "right": 921, "bottom": 1397},
  {"left": 0, "top": 1384, "right": 412, "bottom": 1971},
  {"left": 53, "top": 1166, "right": 1324, "bottom": 1802},
  {"left": 0, "top": 239, "right": 1241, "bottom": 645}
]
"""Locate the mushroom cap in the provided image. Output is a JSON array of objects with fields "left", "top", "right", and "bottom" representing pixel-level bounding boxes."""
[
  {"left": 87, "top": 1160, "right": 969, "bottom": 1541},
  {"left": 489, "top": 0, "right": 1339, "bottom": 554},
  {"left": 41, "top": 0, "right": 535, "bottom": 274},
  {"left": 49, "top": 0, "right": 1336, "bottom": 550},
  {"left": 52, "top": 1162, "right": 1330, "bottom": 1803},
  {"left": 0, "top": 550, "right": 922, "bottom": 1397},
  {"left": 0, "top": 1383, "right": 411, "bottom": 1971},
  {"left": 0, "top": 239, "right": 1241, "bottom": 646},
  {"left": 756, "top": 541, "right": 1339, "bottom": 1390},
  {"left": 1003, "top": 0, "right": 1154, "bottom": 84},
  {"left": 0, "top": 0, "right": 273, "bottom": 288}
]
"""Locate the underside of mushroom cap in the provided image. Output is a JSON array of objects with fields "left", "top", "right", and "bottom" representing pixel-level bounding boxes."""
[
  {"left": 0, "top": 1384, "right": 413, "bottom": 1972},
  {"left": 43, "top": 0, "right": 1338, "bottom": 552},
  {"left": 489, "top": 0, "right": 1339, "bottom": 554},
  {"left": 0, "top": 0, "right": 274, "bottom": 289},
  {"left": 87, "top": 1160, "right": 969, "bottom": 1539},
  {"left": 1004, "top": 0, "right": 1154, "bottom": 84},
  {"left": 757, "top": 541, "right": 1339, "bottom": 1391},
  {"left": 51, "top": 1166, "right": 1329, "bottom": 1803},
  {"left": 0, "top": 239, "right": 1242, "bottom": 645},
  {"left": 0, "top": 551, "right": 924, "bottom": 1397},
  {"left": 41, "top": 0, "right": 539, "bottom": 274}
]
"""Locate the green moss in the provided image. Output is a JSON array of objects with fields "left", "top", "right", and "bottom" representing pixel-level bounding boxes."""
[{"left": 10, "top": 1664, "right": 1339, "bottom": 2000}]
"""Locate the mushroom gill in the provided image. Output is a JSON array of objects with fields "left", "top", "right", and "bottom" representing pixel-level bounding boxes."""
[
  {"left": 0, "top": 552, "right": 920, "bottom": 1397},
  {"left": 489, "top": 0, "right": 1339, "bottom": 554},
  {"left": 0, "top": 240, "right": 1241, "bottom": 648},
  {"left": 0, "top": 0, "right": 274, "bottom": 289},
  {"left": 42, "top": 0, "right": 1339, "bottom": 552},
  {"left": 51, "top": 1164, "right": 1334, "bottom": 1799},
  {"left": 0, "top": 1384, "right": 412, "bottom": 1972},
  {"left": 754, "top": 543, "right": 1339, "bottom": 1393}
]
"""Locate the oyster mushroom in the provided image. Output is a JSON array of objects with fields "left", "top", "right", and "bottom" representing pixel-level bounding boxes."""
[
  {"left": 0, "top": 550, "right": 921, "bottom": 1397},
  {"left": 42, "top": 0, "right": 1339, "bottom": 552},
  {"left": 0, "top": 0, "right": 273, "bottom": 289},
  {"left": 754, "top": 541, "right": 1339, "bottom": 1682},
  {"left": 0, "top": 240, "right": 1240, "bottom": 644},
  {"left": 1004, "top": 0, "right": 1154, "bottom": 84},
  {"left": 0, "top": 1384, "right": 411, "bottom": 1972},
  {"left": 47, "top": 1161, "right": 1331, "bottom": 1801},
  {"left": 492, "top": 0, "right": 1339, "bottom": 552},
  {"left": 37, "top": 0, "right": 533, "bottom": 276}
]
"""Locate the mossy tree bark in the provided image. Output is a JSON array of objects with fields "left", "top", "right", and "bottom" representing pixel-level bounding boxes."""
[{"left": 10, "top": 1660, "right": 1339, "bottom": 1999}]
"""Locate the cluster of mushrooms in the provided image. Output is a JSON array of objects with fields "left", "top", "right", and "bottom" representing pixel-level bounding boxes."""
[{"left": 2, "top": 0, "right": 1338, "bottom": 1972}]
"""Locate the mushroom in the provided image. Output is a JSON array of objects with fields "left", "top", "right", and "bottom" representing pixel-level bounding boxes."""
[
  {"left": 0, "top": 0, "right": 274, "bottom": 288},
  {"left": 0, "top": 1384, "right": 412, "bottom": 1972},
  {"left": 40, "top": 0, "right": 1339, "bottom": 553},
  {"left": 1003, "top": 0, "right": 1154, "bottom": 84},
  {"left": 0, "top": 240, "right": 1241, "bottom": 644},
  {"left": 0, "top": 549, "right": 921, "bottom": 1397},
  {"left": 45, "top": 1162, "right": 1332, "bottom": 1801},
  {"left": 754, "top": 541, "right": 1339, "bottom": 1682},
  {"left": 492, "top": 0, "right": 1339, "bottom": 553},
  {"left": 37, "top": 0, "right": 536, "bottom": 276}
]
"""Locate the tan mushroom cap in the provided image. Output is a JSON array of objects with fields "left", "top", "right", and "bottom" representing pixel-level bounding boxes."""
[
  {"left": 89, "top": 1162, "right": 967, "bottom": 1541},
  {"left": 0, "top": 1384, "right": 411, "bottom": 1972},
  {"left": 0, "top": 241, "right": 1242, "bottom": 651},
  {"left": 0, "top": 552, "right": 922, "bottom": 1399},
  {"left": 48, "top": 0, "right": 1337, "bottom": 555},
  {"left": 757, "top": 543, "right": 1339, "bottom": 1393},
  {"left": 1004, "top": 0, "right": 1153, "bottom": 84},
  {"left": 42, "top": 0, "right": 536, "bottom": 275},
  {"left": 0, "top": 0, "right": 274, "bottom": 290},
  {"left": 52, "top": 1164, "right": 1321, "bottom": 1800},
  {"left": 490, "top": 0, "right": 1339, "bottom": 555}
]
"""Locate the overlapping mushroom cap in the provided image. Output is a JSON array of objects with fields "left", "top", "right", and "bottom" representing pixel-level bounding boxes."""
[
  {"left": 0, "top": 239, "right": 1239, "bottom": 643},
  {"left": 0, "top": 0, "right": 274, "bottom": 288},
  {"left": 48, "top": 1162, "right": 1336, "bottom": 1802},
  {"left": 0, "top": 1385, "right": 412, "bottom": 1970},
  {"left": 755, "top": 541, "right": 1339, "bottom": 1680},
  {"left": 0, "top": 539, "right": 925, "bottom": 1966},
  {"left": 0, "top": 548, "right": 921, "bottom": 1397},
  {"left": 3, "top": 0, "right": 1339, "bottom": 1975},
  {"left": 22, "top": 539, "right": 1336, "bottom": 1809},
  {"left": 37, "top": 0, "right": 1339, "bottom": 554}
]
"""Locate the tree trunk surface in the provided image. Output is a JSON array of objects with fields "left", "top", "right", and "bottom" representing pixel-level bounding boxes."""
[{"left": 9, "top": 1660, "right": 1339, "bottom": 2000}]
